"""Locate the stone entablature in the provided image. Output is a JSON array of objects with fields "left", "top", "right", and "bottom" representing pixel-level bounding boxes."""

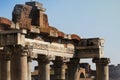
[
  {"left": 76, "top": 38, "right": 104, "bottom": 58},
  {"left": 25, "top": 38, "right": 74, "bottom": 58}
]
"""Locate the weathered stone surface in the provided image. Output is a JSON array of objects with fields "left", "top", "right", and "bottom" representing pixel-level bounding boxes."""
[
  {"left": 0, "top": 30, "right": 25, "bottom": 46},
  {"left": 39, "top": 27, "right": 50, "bottom": 34},
  {"left": 11, "top": 1, "right": 82, "bottom": 41},
  {"left": 12, "top": 4, "right": 32, "bottom": 30},
  {"left": 75, "top": 38, "right": 104, "bottom": 58},
  {"left": 43, "top": 14, "right": 49, "bottom": 28}
]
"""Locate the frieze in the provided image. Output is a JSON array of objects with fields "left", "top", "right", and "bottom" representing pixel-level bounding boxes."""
[{"left": 25, "top": 38, "right": 74, "bottom": 54}]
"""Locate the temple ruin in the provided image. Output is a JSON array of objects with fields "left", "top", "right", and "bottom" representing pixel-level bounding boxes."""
[{"left": 0, "top": 1, "right": 110, "bottom": 80}]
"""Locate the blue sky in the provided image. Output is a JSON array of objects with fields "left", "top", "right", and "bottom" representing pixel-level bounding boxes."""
[{"left": 0, "top": 0, "right": 120, "bottom": 68}]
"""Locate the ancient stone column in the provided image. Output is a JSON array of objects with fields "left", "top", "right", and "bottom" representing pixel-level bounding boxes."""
[
  {"left": 0, "top": 52, "right": 11, "bottom": 80},
  {"left": 53, "top": 57, "right": 66, "bottom": 80},
  {"left": 11, "top": 45, "right": 28, "bottom": 80},
  {"left": 66, "top": 58, "right": 80, "bottom": 80},
  {"left": 92, "top": 58, "right": 110, "bottom": 80},
  {"left": 38, "top": 55, "right": 50, "bottom": 80},
  {"left": 27, "top": 57, "right": 32, "bottom": 80}
]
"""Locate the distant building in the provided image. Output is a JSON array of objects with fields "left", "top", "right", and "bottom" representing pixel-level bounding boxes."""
[{"left": 109, "top": 64, "right": 120, "bottom": 80}]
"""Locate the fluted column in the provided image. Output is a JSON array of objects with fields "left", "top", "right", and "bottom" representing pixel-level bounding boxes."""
[
  {"left": 38, "top": 55, "right": 50, "bottom": 80},
  {"left": 53, "top": 57, "right": 66, "bottom": 80},
  {"left": 11, "top": 45, "right": 28, "bottom": 80},
  {"left": 92, "top": 58, "right": 110, "bottom": 80},
  {"left": 66, "top": 58, "right": 80, "bottom": 80}
]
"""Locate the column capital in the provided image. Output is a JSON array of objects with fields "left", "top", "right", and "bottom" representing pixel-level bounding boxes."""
[
  {"left": 11, "top": 45, "right": 28, "bottom": 56},
  {"left": 67, "top": 58, "right": 80, "bottom": 65},
  {"left": 92, "top": 58, "right": 110, "bottom": 64},
  {"left": 53, "top": 57, "right": 66, "bottom": 68},
  {"left": 1, "top": 46, "right": 12, "bottom": 60},
  {"left": 66, "top": 58, "right": 80, "bottom": 80},
  {"left": 37, "top": 54, "right": 50, "bottom": 64}
]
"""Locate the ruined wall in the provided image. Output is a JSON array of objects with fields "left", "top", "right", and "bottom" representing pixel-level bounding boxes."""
[{"left": 12, "top": 4, "right": 32, "bottom": 29}]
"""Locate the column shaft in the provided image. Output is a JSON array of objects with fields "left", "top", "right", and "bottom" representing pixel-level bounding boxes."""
[
  {"left": 54, "top": 57, "right": 66, "bottom": 80},
  {"left": 27, "top": 57, "right": 32, "bottom": 80},
  {"left": 67, "top": 58, "right": 80, "bottom": 80},
  {"left": 20, "top": 54, "right": 28, "bottom": 80},
  {"left": 93, "top": 58, "right": 110, "bottom": 80},
  {"left": 11, "top": 53, "right": 17, "bottom": 80},
  {"left": 38, "top": 55, "right": 50, "bottom": 80},
  {"left": 11, "top": 46, "right": 28, "bottom": 80},
  {"left": 0, "top": 53, "right": 11, "bottom": 80},
  {"left": 96, "top": 63, "right": 102, "bottom": 80}
]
